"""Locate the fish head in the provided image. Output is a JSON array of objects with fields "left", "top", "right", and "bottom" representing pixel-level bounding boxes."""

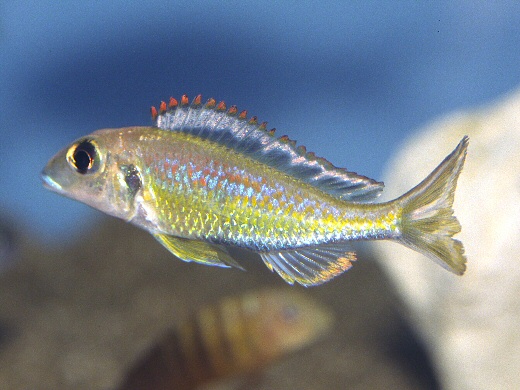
[
  {"left": 41, "top": 128, "right": 144, "bottom": 221},
  {"left": 244, "top": 288, "right": 334, "bottom": 357}
]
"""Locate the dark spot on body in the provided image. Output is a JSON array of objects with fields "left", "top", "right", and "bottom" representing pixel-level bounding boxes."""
[{"left": 121, "top": 165, "right": 142, "bottom": 196}]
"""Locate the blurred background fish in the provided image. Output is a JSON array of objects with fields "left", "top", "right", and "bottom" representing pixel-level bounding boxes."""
[{"left": 118, "top": 288, "right": 333, "bottom": 390}]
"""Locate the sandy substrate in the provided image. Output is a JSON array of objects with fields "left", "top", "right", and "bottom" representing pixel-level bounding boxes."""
[{"left": 0, "top": 217, "right": 438, "bottom": 389}]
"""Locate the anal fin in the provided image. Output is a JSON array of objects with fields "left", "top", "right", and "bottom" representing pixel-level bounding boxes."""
[
  {"left": 260, "top": 243, "right": 356, "bottom": 287},
  {"left": 154, "top": 234, "right": 244, "bottom": 270}
]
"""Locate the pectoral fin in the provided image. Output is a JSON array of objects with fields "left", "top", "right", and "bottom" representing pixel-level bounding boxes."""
[
  {"left": 260, "top": 242, "right": 356, "bottom": 287},
  {"left": 154, "top": 234, "right": 244, "bottom": 270}
]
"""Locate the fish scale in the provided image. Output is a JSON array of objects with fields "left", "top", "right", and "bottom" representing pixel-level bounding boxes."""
[{"left": 41, "top": 94, "right": 468, "bottom": 286}]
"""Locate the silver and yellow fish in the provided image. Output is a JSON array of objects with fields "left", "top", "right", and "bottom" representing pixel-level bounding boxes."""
[{"left": 41, "top": 94, "right": 468, "bottom": 286}]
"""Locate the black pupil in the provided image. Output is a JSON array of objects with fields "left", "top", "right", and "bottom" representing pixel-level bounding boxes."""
[{"left": 73, "top": 141, "right": 95, "bottom": 174}]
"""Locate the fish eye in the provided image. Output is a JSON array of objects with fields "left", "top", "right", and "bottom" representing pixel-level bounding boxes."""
[
  {"left": 68, "top": 140, "right": 97, "bottom": 174},
  {"left": 281, "top": 304, "right": 300, "bottom": 323}
]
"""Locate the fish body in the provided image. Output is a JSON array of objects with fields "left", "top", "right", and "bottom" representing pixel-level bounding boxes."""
[
  {"left": 73, "top": 127, "right": 395, "bottom": 248},
  {"left": 118, "top": 288, "right": 333, "bottom": 389},
  {"left": 42, "top": 94, "right": 468, "bottom": 286}
]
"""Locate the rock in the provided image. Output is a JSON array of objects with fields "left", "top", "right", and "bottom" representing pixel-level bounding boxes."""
[{"left": 374, "top": 88, "right": 520, "bottom": 390}]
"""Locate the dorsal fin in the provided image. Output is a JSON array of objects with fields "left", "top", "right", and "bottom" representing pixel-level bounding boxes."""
[{"left": 152, "top": 95, "right": 384, "bottom": 202}]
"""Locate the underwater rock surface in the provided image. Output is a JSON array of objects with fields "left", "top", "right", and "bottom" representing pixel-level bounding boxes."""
[{"left": 374, "top": 88, "right": 520, "bottom": 390}]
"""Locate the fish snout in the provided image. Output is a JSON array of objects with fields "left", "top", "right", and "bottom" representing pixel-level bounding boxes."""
[{"left": 41, "top": 166, "right": 64, "bottom": 192}]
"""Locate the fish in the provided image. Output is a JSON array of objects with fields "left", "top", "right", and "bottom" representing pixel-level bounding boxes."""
[
  {"left": 117, "top": 288, "right": 333, "bottom": 390},
  {"left": 41, "top": 94, "right": 468, "bottom": 286}
]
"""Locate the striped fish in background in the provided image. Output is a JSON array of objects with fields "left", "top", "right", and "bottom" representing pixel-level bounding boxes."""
[{"left": 118, "top": 288, "right": 333, "bottom": 389}]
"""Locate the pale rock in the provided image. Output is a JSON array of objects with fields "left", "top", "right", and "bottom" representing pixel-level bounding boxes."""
[{"left": 373, "top": 88, "right": 520, "bottom": 390}]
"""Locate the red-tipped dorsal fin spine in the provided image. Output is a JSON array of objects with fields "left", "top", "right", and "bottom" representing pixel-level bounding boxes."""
[
  {"left": 317, "top": 156, "right": 333, "bottom": 169},
  {"left": 159, "top": 101, "right": 167, "bottom": 114},
  {"left": 248, "top": 116, "right": 258, "bottom": 125},
  {"left": 216, "top": 101, "right": 226, "bottom": 111},
  {"left": 259, "top": 121, "right": 268, "bottom": 130},
  {"left": 279, "top": 135, "right": 297, "bottom": 147},
  {"left": 206, "top": 98, "right": 216, "bottom": 108},
  {"left": 268, "top": 128, "right": 276, "bottom": 136},
  {"left": 238, "top": 110, "right": 247, "bottom": 120},
  {"left": 151, "top": 106, "right": 158, "bottom": 120},
  {"left": 193, "top": 94, "right": 202, "bottom": 106},
  {"left": 181, "top": 94, "right": 189, "bottom": 106},
  {"left": 228, "top": 105, "right": 238, "bottom": 115},
  {"left": 169, "top": 97, "right": 178, "bottom": 108}
]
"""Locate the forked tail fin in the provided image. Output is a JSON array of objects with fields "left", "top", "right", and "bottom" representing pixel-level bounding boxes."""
[{"left": 397, "top": 136, "right": 469, "bottom": 275}]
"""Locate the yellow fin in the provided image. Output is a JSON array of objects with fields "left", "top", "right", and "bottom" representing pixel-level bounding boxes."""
[
  {"left": 398, "top": 136, "right": 468, "bottom": 275},
  {"left": 153, "top": 234, "right": 244, "bottom": 270}
]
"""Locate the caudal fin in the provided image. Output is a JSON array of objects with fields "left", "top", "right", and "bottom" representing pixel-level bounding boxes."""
[{"left": 397, "top": 136, "right": 469, "bottom": 275}]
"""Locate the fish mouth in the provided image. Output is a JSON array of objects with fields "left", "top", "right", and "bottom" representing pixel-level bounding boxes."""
[{"left": 40, "top": 170, "right": 63, "bottom": 193}]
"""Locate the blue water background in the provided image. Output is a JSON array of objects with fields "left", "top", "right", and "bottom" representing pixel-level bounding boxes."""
[{"left": 1, "top": 1, "right": 519, "bottom": 242}]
